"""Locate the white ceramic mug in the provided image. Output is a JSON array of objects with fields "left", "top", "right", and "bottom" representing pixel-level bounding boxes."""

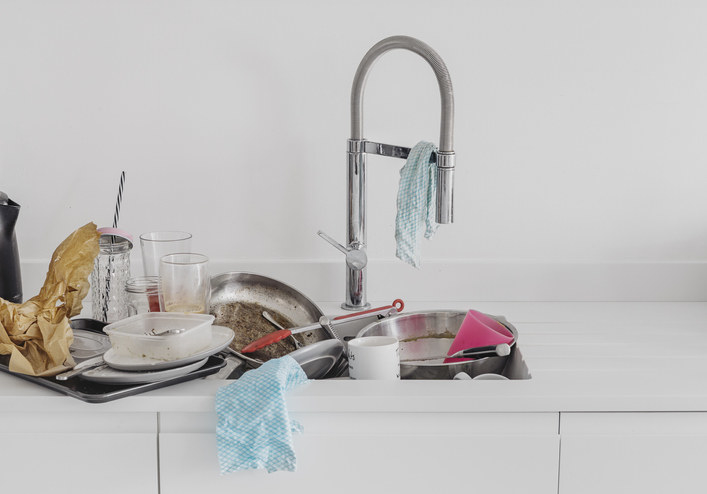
[{"left": 347, "top": 336, "right": 400, "bottom": 380}]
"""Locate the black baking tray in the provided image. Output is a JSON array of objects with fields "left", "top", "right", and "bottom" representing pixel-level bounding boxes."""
[{"left": 0, "top": 318, "right": 226, "bottom": 403}]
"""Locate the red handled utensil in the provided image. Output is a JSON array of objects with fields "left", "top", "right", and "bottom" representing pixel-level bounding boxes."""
[
  {"left": 332, "top": 299, "right": 404, "bottom": 320},
  {"left": 240, "top": 299, "right": 405, "bottom": 354}
]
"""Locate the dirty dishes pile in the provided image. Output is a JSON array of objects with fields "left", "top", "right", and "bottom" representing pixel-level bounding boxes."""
[{"left": 57, "top": 313, "right": 234, "bottom": 384}]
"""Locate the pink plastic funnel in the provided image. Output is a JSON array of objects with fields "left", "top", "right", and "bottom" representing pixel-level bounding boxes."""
[{"left": 444, "top": 310, "right": 514, "bottom": 363}]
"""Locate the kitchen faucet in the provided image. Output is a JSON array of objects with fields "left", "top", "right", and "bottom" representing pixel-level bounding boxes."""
[{"left": 319, "top": 35, "right": 456, "bottom": 310}]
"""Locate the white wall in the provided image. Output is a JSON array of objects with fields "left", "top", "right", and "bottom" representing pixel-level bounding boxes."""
[{"left": 2, "top": 0, "right": 707, "bottom": 302}]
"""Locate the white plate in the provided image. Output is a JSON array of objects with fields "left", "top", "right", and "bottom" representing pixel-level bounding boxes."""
[
  {"left": 103, "top": 325, "right": 234, "bottom": 371},
  {"left": 81, "top": 358, "right": 209, "bottom": 385}
]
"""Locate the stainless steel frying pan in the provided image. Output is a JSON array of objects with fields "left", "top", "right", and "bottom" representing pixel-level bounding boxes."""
[{"left": 209, "top": 272, "right": 332, "bottom": 367}]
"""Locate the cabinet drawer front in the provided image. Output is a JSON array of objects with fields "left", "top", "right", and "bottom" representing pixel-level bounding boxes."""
[
  {"left": 560, "top": 412, "right": 707, "bottom": 494},
  {"left": 1, "top": 432, "right": 157, "bottom": 494},
  {"left": 161, "top": 432, "right": 559, "bottom": 494},
  {"left": 160, "top": 412, "right": 560, "bottom": 494},
  {"left": 561, "top": 411, "right": 707, "bottom": 435}
]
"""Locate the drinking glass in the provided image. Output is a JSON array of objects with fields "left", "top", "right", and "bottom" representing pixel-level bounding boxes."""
[
  {"left": 140, "top": 231, "right": 192, "bottom": 277},
  {"left": 159, "top": 253, "right": 210, "bottom": 314},
  {"left": 125, "top": 276, "right": 161, "bottom": 316}
]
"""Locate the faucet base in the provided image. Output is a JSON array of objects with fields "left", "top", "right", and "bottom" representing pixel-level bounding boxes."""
[{"left": 341, "top": 301, "right": 371, "bottom": 311}]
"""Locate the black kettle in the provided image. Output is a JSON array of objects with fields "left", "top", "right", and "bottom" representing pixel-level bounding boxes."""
[{"left": 0, "top": 191, "right": 22, "bottom": 303}]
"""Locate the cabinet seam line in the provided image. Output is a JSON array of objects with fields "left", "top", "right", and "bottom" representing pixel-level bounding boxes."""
[
  {"left": 157, "top": 413, "right": 161, "bottom": 494},
  {"left": 557, "top": 412, "right": 562, "bottom": 494}
]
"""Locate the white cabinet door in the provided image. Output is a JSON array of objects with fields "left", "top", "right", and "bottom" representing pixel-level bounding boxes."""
[
  {"left": 560, "top": 412, "right": 707, "bottom": 494},
  {"left": 160, "top": 412, "right": 560, "bottom": 494},
  {"left": 0, "top": 412, "right": 157, "bottom": 494}
]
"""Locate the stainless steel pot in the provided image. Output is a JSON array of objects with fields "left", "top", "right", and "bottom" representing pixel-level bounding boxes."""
[
  {"left": 209, "top": 272, "right": 332, "bottom": 367},
  {"left": 356, "top": 311, "right": 518, "bottom": 379}
]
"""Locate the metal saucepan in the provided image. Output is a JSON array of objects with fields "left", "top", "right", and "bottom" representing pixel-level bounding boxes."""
[
  {"left": 209, "top": 272, "right": 332, "bottom": 367},
  {"left": 356, "top": 311, "right": 518, "bottom": 379}
]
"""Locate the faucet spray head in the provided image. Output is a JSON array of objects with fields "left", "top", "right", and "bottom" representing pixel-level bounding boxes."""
[{"left": 436, "top": 152, "right": 455, "bottom": 224}]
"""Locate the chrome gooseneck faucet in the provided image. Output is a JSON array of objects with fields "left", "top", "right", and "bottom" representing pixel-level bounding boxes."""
[{"left": 319, "top": 35, "right": 456, "bottom": 310}]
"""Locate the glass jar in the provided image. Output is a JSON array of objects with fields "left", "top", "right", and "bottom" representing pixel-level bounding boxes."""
[
  {"left": 125, "top": 276, "right": 161, "bottom": 316},
  {"left": 91, "top": 231, "right": 132, "bottom": 322}
]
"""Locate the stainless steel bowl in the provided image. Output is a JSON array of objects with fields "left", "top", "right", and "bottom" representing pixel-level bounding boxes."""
[{"left": 356, "top": 311, "right": 518, "bottom": 379}]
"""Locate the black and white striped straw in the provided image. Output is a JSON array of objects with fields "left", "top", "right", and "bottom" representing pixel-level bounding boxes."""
[
  {"left": 102, "top": 171, "right": 126, "bottom": 322},
  {"left": 112, "top": 171, "right": 125, "bottom": 229}
]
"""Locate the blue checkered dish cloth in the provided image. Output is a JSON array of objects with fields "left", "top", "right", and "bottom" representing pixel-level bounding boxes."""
[
  {"left": 215, "top": 355, "right": 309, "bottom": 474},
  {"left": 395, "top": 141, "right": 439, "bottom": 268}
]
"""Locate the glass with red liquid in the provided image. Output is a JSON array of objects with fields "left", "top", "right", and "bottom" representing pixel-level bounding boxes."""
[{"left": 125, "top": 276, "right": 161, "bottom": 316}]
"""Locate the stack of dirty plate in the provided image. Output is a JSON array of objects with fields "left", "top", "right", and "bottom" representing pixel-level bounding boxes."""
[{"left": 58, "top": 313, "right": 234, "bottom": 384}]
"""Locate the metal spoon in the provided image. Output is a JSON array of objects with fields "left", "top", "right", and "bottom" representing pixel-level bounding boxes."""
[
  {"left": 262, "top": 311, "right": 301, "bottom": 349},
  {"left": 146, "top": 327, "right": 186, "bottom": 336}
]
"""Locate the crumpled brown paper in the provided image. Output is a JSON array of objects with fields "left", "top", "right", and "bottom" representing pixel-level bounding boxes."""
[{"left": 0, "top": 222, "right": 100, "bottom": 376}]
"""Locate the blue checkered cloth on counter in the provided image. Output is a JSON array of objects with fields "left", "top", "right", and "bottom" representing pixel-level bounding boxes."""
[
  {"left": 395, "top": 141, "right": 439, "bottom": 268},
  {"left": 215, "top": 355, "right": 309, "bottom": 474}
]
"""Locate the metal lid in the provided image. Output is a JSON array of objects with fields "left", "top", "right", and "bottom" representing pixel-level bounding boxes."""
[{"left": 97, "top": 227, "right": 133, "bottom": 251}]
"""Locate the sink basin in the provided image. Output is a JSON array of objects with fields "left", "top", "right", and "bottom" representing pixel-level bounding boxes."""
[{"left": 355, "top": 311, "right": 532, "bottom": 380}]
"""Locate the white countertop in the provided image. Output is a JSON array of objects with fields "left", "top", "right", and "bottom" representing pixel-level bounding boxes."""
[{"left": 3, "top": 301, "right": 707, "bottom": 414}]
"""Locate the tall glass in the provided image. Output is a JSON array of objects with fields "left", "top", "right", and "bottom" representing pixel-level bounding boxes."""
[
  {"left": 159, "top": 253, "right": 210, "bottom": 314},
  {"left": 140, "top": 231, "right": 192, "bottom": 277}
]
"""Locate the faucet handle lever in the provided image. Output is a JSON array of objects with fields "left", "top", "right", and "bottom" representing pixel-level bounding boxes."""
[
  {"left": 317, "top": 230, "right": 368, "bottom": 271},
  {"left": 317, "top": 230, "right": 348, "bottom": 255}
]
